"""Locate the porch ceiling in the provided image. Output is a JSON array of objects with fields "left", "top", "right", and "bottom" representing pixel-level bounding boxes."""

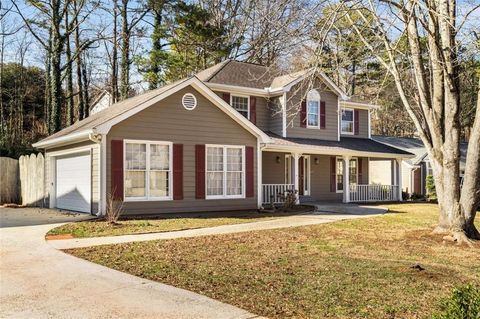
[{"left": 263, "top": 132, "right": 414, "bottom": 159}]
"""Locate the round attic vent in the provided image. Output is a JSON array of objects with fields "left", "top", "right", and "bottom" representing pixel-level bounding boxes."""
[{"left": 182, "top": 93, "right": 197, "bottom": 110}]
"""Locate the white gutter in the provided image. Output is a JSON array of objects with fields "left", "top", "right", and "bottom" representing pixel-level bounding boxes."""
[{"left": 32, "top": 130, "right": 94, "bottom": 149}]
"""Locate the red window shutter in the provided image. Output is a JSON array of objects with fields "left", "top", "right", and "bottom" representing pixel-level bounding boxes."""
[
  {"left": 300, "top": 100, "right": 307, "bottom": 128},
  {"left": 173, "top": 144, "right": 183, "bottom": 200},
  {"left": 358, "top": 158, "right": 363, "bottom": 184},
  {"left": 222, "top": 92, "right": 231, "bottom": 104},
  {"left": 330, "top": 156, "right": 336, "bottom": 192},
  {"left": 195, "top": 144, "right": 206, "bottom": 199},
  {"left": 245, "top": 146, "right": 254, "bottom": 197},
  {"left": 249, "top": 96, "right": 256, "bottom": 125},
  {"left": 354, "top": 109, "right": 359, "bottom": 135},
  {"left": 111, "top": 140, "right": 124, "bottom": 200},
  {"left": 320, "top": 101, "right": 326, "bottom": 129}
]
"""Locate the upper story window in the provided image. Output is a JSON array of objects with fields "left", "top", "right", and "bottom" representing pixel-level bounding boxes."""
[
  {"left": 307, "top": 89, "right": 320, "bottom": 128},
  {"left": 231, "top": 95, "right": 249, "bottom": 119},
  {"left": 124, "top": 140, "right": 172, "bottom": 200},
  {"left": 341, "top": 108, "right": 354, "bottom": 134}
]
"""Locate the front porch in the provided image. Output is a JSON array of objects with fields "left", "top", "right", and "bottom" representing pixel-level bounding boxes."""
[{"left": 261, "top": 151, "right": 403, "bottom": 205}]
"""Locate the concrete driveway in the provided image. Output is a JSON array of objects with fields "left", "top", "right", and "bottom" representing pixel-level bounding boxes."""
[{"left": 0, "top": 207, "right": 260, "bottom": 319}]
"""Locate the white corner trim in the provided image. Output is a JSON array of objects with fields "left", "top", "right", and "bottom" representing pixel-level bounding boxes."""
[
  {"left": 368, "top": 108, "right": 372, "bottom": 139},
  {"left": 257, "top": 140, "right": 263, "bottom": 208},
  {"left": 337, "top": 97, "right": 341, "bottom": 141},
  {"left": 282, "top": 92, "right": 287, "bottom": 137},
  {"left": 100, "top": 135, "right": 107, "bottom": 215}
]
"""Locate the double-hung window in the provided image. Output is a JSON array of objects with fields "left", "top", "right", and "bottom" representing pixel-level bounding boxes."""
[
  {"left": 307, "top": 89, "right": 320, "bottom": 128},
  {"left": 231, "top": 95, "right": 249, "bottom": 119},
  {"left": 336, "top": 157, "right": 358, "bottom": 192},
  {"left": 206, "top": 145, "right": 244, "bottom": 199},
  {"left": 341, "top": 108, "right": 354, "bottom": 134},
  {"left": 124, "top": 140, "right": 172, "bottom": 200}
]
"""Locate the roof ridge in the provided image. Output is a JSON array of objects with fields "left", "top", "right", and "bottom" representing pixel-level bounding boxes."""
[{"left": 205, "top": 59, "right": 231, "bottom": 81}]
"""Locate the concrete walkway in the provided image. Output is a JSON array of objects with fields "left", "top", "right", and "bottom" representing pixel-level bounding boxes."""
[
  {"left": 50, "top": 206, "right": 388, "bottom": 250},
  {"left": 0, "top": 208, "right": 262, "bottom": 319}
]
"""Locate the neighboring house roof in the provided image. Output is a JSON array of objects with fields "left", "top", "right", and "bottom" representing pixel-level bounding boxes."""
[
  {"left": 266, "top": 132, "right": 414, "bottom": 158},
  {"left": 372, "top": 135, "right": 468, "bottom": 170},
  {"left": 89, "top": 90, "right": 113, "bottom": 115},
  {"left": 33, "top": 77, "right": 271, "bottom": 148}
]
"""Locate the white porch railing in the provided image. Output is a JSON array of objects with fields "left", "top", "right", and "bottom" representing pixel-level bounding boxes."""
[
  {"left": 350, "top": 184, "right": 399, "bottom": 202},
  {"left": 262, "top": 184, "right": 295, "bottom": 204}
]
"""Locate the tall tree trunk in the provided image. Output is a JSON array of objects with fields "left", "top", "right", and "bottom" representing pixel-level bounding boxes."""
[
  {"left": 73, "top": 0, "right": 85, "bottom": 120},
  {"left": 0, "top": 30, "right": 4, "bottom": 138},
  {"left": 65, "top": 6, "right": 74, "bottom": 126},
  {"left": 120, "top": 0, "right": 130, "bottom": 100},
  {"left": 50, "top": 2, "right": 64, "bottom": 133},
  {"left": 81, "top": 56, "right": 89, "bottom": 117},
  {"left": 112, "top": 0, "right": 119, "bottom": 103}
]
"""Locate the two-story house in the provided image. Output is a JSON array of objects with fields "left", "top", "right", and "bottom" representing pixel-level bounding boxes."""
[{"left": 33, "top": 60, "right": 413, "bottom": 215}]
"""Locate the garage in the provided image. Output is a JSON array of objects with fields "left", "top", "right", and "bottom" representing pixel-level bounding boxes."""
[{"left": 55, "top": 152, "right": 91, "bottom": 213}]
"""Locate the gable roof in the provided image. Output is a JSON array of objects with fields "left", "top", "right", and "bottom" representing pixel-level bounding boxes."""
[{"left": 33, "top": 77, "right": 271, "bottom": 148}]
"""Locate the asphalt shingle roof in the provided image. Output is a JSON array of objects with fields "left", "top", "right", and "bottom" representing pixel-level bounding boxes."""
[{"left": 267, "top": 132, "right": 413, "bottom": 156}]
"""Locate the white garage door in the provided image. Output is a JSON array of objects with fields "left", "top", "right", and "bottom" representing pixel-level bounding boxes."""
[{"left": 56, "top": 152, "right": 91, "bottom": 213}]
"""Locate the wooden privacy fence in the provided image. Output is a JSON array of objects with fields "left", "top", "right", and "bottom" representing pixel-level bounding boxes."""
[
  {"left": 0, "top": 153, "right": 45, "bottom": 206},
  {"left": 0, "top": 157, "right": 19, "bottom": 204},
  {"left": 19, "top": 153, "right": 45, "bottom": 206}
]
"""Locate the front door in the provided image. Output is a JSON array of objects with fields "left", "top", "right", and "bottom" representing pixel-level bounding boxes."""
[{"left": 285, "top": 155, "right": 310, "bottom": 196}]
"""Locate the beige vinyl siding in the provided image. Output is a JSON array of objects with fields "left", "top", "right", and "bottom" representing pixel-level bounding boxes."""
[
  {"left": 286, "top": 78, "right": 339, "bottom": 141},
  {"left": 341, "top": 108, "right": 369, "bottom": 138},
  {"left": 211, "top": 90, "right": 272, "bottom": 132},
  {"left": 268, "top": 96, "right": 283, "bottom": 136},
  {"left": 262, "top": 152, "right": 286, "bottom": 184},
  {"left": 107, "top": 86, "right": 258, "bottom": 215},
  {"left": 45, "top": 140, "right": 100, "bottom": 214}
]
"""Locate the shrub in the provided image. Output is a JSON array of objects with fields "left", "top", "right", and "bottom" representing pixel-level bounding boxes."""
[
  {"left": 426, "top": 175, "right": 437, "bottom": 201},
  {"left": 432, "top": 284, "right": 480, "bottom": 319},
  {"left": 410, "top": 192, "right": 425, "bottom": 200},
  {"left": 105, "top": 192, "right": 123, "bottom": 224},
  {"left": 280, "top": 189, "right": 297, "bottom": 211}
]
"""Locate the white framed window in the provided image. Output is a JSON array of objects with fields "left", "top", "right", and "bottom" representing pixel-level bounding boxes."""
[
  {"left": 124, "top": 140, "right": 172, "bottom": 201},
  {"left": 336, "top": 157, "right": 358, "bottom": 192},
  {"left": 206, "top": 145, "right": 245, "bottom": 199},
  {"left": 307, "top": 89, "right": 320, "bottom": 128},
  {"left": 230, "top": 95, "right": 250, "bottom": 119},
  {"left": 341, "top": 108, "right": 354, "bottom": 134}
]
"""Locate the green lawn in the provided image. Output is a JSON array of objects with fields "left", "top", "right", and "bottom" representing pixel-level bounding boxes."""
[
  {"left": 47, "top": 209, "right": 310, "bottom": 238},
  {"left": 67, "top": 204, "right": 480, "bottom": 318}
]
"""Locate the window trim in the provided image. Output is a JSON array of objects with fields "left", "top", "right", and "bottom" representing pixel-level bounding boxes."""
[
  {"left": 341, "top": 108, "right": 355, "bottom": 135},
  {"left": 123, "top": 139, "right": 173, "bottom": 202},
  {"left": 230, "top": 94, "right": 250, "bottom": 120},
  {"left": 335, "top": 156, "right": 358, "bottom": 193},
  {"left": 306, "top": 90, "right": 321, "bottom": 129},
  {"left": 205, "top": 144, "right": 246, "bottom": 200}
]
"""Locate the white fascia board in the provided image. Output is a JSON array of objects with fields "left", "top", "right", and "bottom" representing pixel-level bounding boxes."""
[
  {"left": 340, "top": 101, "right": 380, "bottom": 110},
  {"left": 32, "top": 130, "right": 94, "bottom": 149},
  {"left": 263, "top": 144, "right": 414, "bottom": 159},
  {"left": 204, "top": 82, "right": 270, "bottom": 97}
]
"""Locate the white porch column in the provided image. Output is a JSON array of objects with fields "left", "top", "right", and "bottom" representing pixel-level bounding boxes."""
[
  {"left": 396, "top": 158, "right": 403, "bottom": 201},
  {"left": 257, "top": 141, "right": 263, "bottom": 208},
  {"left": 343, "top": 156, "right": 350, "bottom": 203},
  {"left": 293, "top": 153, "right": 300, "bottom": 204}
]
